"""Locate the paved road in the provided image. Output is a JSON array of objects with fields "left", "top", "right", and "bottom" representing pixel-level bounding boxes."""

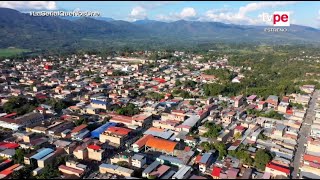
[{"left": 291, "top": 90, "right": 319, "bottom": 179}]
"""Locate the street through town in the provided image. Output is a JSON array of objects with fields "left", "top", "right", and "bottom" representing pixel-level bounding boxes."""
[{"left": 291, "top": 90, "right": 319, "bottom": 179}]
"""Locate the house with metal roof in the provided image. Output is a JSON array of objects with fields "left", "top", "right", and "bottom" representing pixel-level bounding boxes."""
[
  {"left": 156, "top": 155, "right": 184, "bottom": 168},
  {"left": 132, "top": 154, "right": 146, "bottom": 168},
  {"left": 30, "top": 148, "right": 54, "bottom": 160},
  {"left": 198, "top": 153, "right": 214, "bottom": 173},
  {"left": 91, "top": 122, "right": 117, "bottom": 138},
  {"left": 172, "top": 165, "right": 193, "bottom": 179},
  {"left": 142, "top": 161, "right": 161, "bottom": 178},
  {"left": 91, "top": 99, "right": 109, "bottom": 110},
  {"left": 145, "top": 136, "right": 178, "bottom": 156}
]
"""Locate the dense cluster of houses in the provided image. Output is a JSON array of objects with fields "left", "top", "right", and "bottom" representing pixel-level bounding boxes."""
[{"left": 0, "top": 53, "right": 318, "bottom": 179}]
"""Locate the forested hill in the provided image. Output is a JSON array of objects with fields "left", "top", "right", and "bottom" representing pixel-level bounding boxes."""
[{"left": 1, "top": 8, "right": 320, "bottom": 53}]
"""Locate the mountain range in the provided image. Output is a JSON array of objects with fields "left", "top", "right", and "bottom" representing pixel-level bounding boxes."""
[{"left": 1, "top": 8, "right": 320, "bottom": 52}]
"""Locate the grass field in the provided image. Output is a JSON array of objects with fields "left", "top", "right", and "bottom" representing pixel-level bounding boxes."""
[{"left": 0, "top": 48, "right": 31, "bottom": 58}]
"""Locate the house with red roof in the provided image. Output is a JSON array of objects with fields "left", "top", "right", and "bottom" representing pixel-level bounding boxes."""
[
  {"left": 99, "top": 126, "right": 132, "bottom": 145},
  {"left": 132, "top": 134, "right": 154, "bottom": 152},
  {"left": 234, "top": 95, "right": 244, "bottom": 108},
  {"left": 211, "top": 166, "right": 221, "bottom": 179},
  {"left": 234, "top": 125, "right": 246, "bottom": 136},
  {"left": 108, "top": 113, "right": 152, "bottom": 127},
  {"left": 304, "top": 154, "right": 320, "bottom": 165},
  {"left": 0, "top": 164, "right": 21, "bottom": 179},
  {"left": 265, "top": 162, "right": 290, "bottom": 178},
  {"left": 257, "top": 101, "right": 267, "bottom": 110},
  {"left": 145, "top": 136, "right": 178, "bottom": 156},
  {"left": 246, "top": 95, "right": 257, "bottom": 104},
  {"left": 58, "top": 161, "right": 87, "bottom": 177},
  {"left": 87, "top": 143, "right": 105, "bottom": 161},
  {"left": 71, "top": 124, "right": 90, "bottom": 141}
]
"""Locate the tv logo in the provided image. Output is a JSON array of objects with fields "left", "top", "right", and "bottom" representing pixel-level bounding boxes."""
[{"left": 262, "top": 11, "right": 290, "bottom": 26}]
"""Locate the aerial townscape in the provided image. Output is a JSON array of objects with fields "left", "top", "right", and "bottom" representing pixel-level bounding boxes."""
[
  {"left": 1, "top": 1, "right": 320, "bottom": 180},
  {"left": 0, "top": 47, "right": 320, "bottom": 179}
]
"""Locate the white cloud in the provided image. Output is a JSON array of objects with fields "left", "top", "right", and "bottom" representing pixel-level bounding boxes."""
[
  {"left": 201, "top": 1, "right": 298, "bottom": 25},
  {"left": 136, "top": 1, "right": 180, "bottom": 9},
  {"left": 156, "top": 1, "right": 298, "bottom": 25},
  {"left": 238, "top": 1, "right": 296, "bottom": 17},
  {"left": 0, "top": 1, "right": 57, "bottom": 10},
  {"left": 156, "top": 14, "right": 175, "bottom": 22},
  {"left": 73, "top": 8, "right": 81, "bottom": 12},
  {"left": 156, "top": 7, "right": 198, "bottom": 21},
  {"left": 316, "top": 10, "right": 320, "bottom": 27},
  {"left": 129, "top": 6, "right": 147, "bottom": 21},
  {"left": 180, "top": 7, "right": 196, "bottom": 19}
]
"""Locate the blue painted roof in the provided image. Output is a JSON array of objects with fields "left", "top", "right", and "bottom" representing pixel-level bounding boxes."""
[
  {"left": 30, "top": 148, "right": 54, "bottom": 160},
  {"left": 200, "top": 153, "right": 212, "bottom": 164},
  {"left": 91, "top": 122, "right": 117, "bottom": 138},
  {"left": 91, "top": 100, "right": 108, "bottom": 105},
  {"left": 100, "top": 163, "right": 118, "bottom": 170}
]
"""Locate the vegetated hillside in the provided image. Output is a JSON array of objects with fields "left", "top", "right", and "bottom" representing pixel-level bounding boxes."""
[{"left": 0, "top": 7, "right": 320, "bottom": 52}]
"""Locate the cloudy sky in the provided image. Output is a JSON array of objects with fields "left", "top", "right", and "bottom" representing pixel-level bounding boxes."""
[{"left": 1, "top": 1, "right": 320, "bottom": 27}]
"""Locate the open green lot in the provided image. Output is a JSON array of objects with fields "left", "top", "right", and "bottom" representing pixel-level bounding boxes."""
[{"left": 0, "top": 48, "right": 31, "bottom": 58}]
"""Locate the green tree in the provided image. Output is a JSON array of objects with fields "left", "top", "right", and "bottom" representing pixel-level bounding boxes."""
[
  {"left": 203, "top": 83, "right": 225, "bottom": 96},
  {"left": 116, "top": 103, "right": 140, "bottom": 116},
  {"left": 147, "top": 92, "right": 165, "bottom": 101},
  {"left": 189, "top": 100, "right": 196, "bottom": 106},
  {"left": 175, "top": 80, "right": 182, "bottom": 86},
  {"left": 203, "top": 122, "right": 223, "bottom": 138},
  {"left": 102, "top": 116, "right": 111, "bottom": 124},
  {"left": 258, "top": 133, "right": 269, "bottom": 140},
  {"left": 214, "top": 142, "right": 227, "bottom": 160},
  {"left": 12, "top": 149, "right": 25, "bottom": 164},
  {"left": 11, "top": 165, "right": 34, "bottom": 179},
  {"left": 3, "top": 96, "right": 39, "bottom": 115},
  {"left": 184, "top": 80, "right": 197, "bottom": 88},
  {"left": 234, "top": 132, "right": 242, "bottom": 140},
  {"left": 254, "top": 149, "right": 272, "bottom": 170},
  {"left": 116, "top": 161, "right": 129, "bottom": 168},
  {"left": 75, "top": 117, "right": 87, "bottom": 126},
  {"left": 94, "top": 77, "right": 102, "bottom": 83}
]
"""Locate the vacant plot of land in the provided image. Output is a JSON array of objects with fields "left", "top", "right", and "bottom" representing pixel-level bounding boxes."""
[{"left": 0, "top": 48, "right": 30, "bottom": 57}]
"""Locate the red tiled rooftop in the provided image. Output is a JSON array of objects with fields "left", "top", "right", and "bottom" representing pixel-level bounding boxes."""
[
  {"left": 266, "top": 162, "right": 290, "bottom": 175},
  {"left": 0, "top": 164, "right": 20, "bottom": 176},
  {"left": 259, "top": 101, "right": 266, "bottom": 104},
  {"left": 235, "top": 125, "right": 245, "bottom": 131},
  {"left": 133, "top": 134, "right": 153, "bottom": 148},
  {"left": 3, "top": 113, "right": 17, "bottom": 118},
  {"left": 150, "top": 165, "right": 170, "bottom": 177},
  {"left": 87, "top": 144, "right": 101, "bottom": 151},
  {"left": 172, "top": 110, "right": 185, "bottom": 114},
  {"left": 211, "top": 167, "right": 221, "bottom": 177},
  {"left": 195, "top": 155, "right": 202, "bottom": 164},
  {"left": 71, "top": 124, "right": 87, "bottom": 133},
  {"left": 132, "top": 114, "right": 149, "bottom": 121},
  {"left": 0, "top": 117, "right": 16, "bottom": 124},
  {"left": 0, "top": 142, "right": 19, "bottom": 149},
  {"left": 145, "top": 137, "right": 178, "bottom": 153},
  {"left": 106, "top": 126, "right": 131, "bottom": 136},
  {"left": 304, "top": 154, "right": 320, "bottom": 164},
  {"left": 148, "top": 127, "right": 165, "bottom": 132},
  {"left": 59, "top": 165, "right": 84, "bottom": 175},
  {"left": 247, "top": 95, "right": 257, "bottom": 100}
]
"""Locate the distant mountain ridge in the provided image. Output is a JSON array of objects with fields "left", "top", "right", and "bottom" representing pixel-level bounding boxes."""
[{"left": 0, "top": 8, "right": 320, "bottom": 51}]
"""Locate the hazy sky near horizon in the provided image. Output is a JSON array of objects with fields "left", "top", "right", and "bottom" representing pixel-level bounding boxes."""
[{"left": 0, "top": 1, "right": 319, "bottom": 27}]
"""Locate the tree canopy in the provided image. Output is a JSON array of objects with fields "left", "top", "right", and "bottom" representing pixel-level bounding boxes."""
[{"left": 254, "top": 149, "right": 272, "bottom": 170}]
